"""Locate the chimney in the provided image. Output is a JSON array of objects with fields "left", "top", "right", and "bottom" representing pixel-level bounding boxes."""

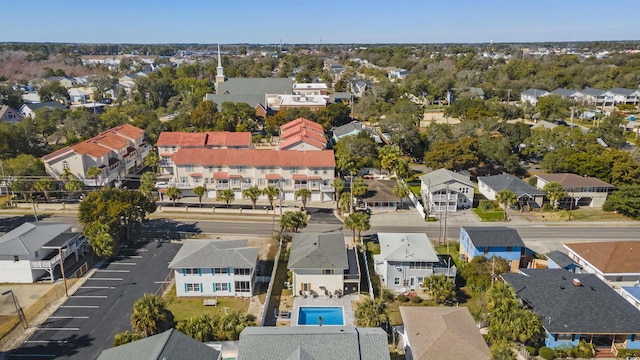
[{"left": 572, "top": 278, "right": 581, "bottom": 287}]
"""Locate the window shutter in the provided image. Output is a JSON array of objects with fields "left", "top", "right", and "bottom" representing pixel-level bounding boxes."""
[
  {"left": 182, "top": 268, "right": 186, "bottom": 276},
  {"left": 227, "top": 267, "right": 231, "bottom": 276},
  {"left": 184, "top": 283, "right": 187, "bottom": 293},
  {"left": 198, "top": 268, "right": 202, "bottom": 276},
  {"left": 211, "top": 268, "right": 214, "bottom": 275},
  {"left": 200, "top": 283, "right": 203, "bottom": 293},
  {"left": 213, "top": 283, "right": 216, "bottom": 293},
  {"left": 228, "top": 282, "right": 231, "bottom": 292}
]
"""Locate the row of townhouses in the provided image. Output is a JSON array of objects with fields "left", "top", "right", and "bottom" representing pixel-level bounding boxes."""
[{"left": 521, "top": 86, "right": 640, "bottom": 106}]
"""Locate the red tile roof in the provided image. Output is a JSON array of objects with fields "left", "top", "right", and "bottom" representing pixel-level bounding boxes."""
[
  {"left": 279, "top": 133, "right": 327, "bottom": 150},
  {"left": 112, "top": 123, "right": 144, "bottom": 139},
  {"left": 69, "top": 142, "right": 112, "bottom": 158},
  {"left": 157, "top": 131, "right": 251, "bottom": 148},
  {"left": 172, "top": 149, "right": 335, "bottom": 168},
  {"left": 279, "top": 118, "right": 327, "bottom": 150},
  {"left": 280, "top": 117, "right": 323, "bottom": 133},
  {"left": 92, "top": 133, "right": 130, "bottom": 150},
  {"left": 214, "top": 172, "right": 229, "bottom": 179},
  {"left": 265, "top": 174, "right": 283, "bottom": 180},
  {"left": 206, "top": 131, "right": 251, "bottom": 147},
  {"left": 157, "top": 132, "right": 207, "bottom": 147},
  {"left": 43, "top": 124, "right": 145, "bottom": 161},
  {"left": 292, "top": 174, "right": 308, "bottom": 180}
]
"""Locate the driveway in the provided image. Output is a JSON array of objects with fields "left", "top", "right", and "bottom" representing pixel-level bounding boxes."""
[{"left": 6, "top": 240, "right": 181, "bottom": 360}]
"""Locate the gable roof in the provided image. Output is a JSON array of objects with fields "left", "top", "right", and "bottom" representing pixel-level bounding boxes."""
[
  {"left": 502, "top": 269, "right": 640, "bottom": 334},
  {"left": 288, "top": 233, "right": 347, "bottom": 270},
  {"left": 168, "top": 239, "right": 258, "bottom": 268},
  {"left": 551, "top": 88, "right": 580, "bottom": 97},
  {"left": 522, "top": 88, "right": 548, "bottom": 97},
  {"left": 378, "top": 233, "right": 439, "bottom": 263},
  {"left": 400, "top": 307, "right": 490, "bottom": 360},
  {"left": 21, "top": 101, "right": 67, "bottom": 112},
  {"left": 564, "top": 241, "right": 640, "bottom": 274},
  {"left": 238, "top": 326, "right": 390, "bottom": 360},
  {"left": 217, "top": 78, "right": 293, "bottom": 95},
  {"left": 0, "top": 222, "right": 72, "bottom": 256},
  {"left": 172, "top": 149, "right": 335, "bottom": 168},
  {"left": 281, "top": 117, "right": 324, "bottom": 134},
  {"left": 608, "top": 87, "right": 637, "bottom": 96},
  {"left": 96, "top": 329, "right": 220, "bottom": 360},
  {"left": 478, "top": 174, "right": 544, "bottom": 198},
  {"left": 43, "top": 124, "right": 143, "bottom": 161},
  {"left": 332, "top": 121, "right": 364, "bottom": 138},
  {"left": 535, "top": 173, "right": 615, "bottom": 188},
  {"left": 362, "top": 179, "right": 398, "bottom": 202},
  {"left": 581, "top": 87, "right": 607, "bottom": 96},
  {"left": 203, "top": 93, "right": 266, "bottom": 111},
  {"left": 419, "top": 168, "right": 474, "bottom": 191},
  {"left": 546, "top": 250, "right": 578, "bottom": 270},
  {"left": 461, "top": 227, "right": 524, "bottom": 248}
]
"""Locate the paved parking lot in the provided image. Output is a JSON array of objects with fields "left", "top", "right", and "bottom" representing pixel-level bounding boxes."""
[{"left": 7, "top": 240, "right": 181, "bottom": 360}]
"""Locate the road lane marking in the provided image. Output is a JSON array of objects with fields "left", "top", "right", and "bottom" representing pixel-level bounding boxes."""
[
  {"left": 154, "top": 281, "right": 171, "bottom": 284},
  {"left": 25, "top": 340, "right": 68, "bottom": 343},
  {"left": 59, "top": 305, "right": 99, "bottom": 309},
  {"left": 80, "top": 286, "right": 115, "bottom": 289},
  {"left": 96, "top": 269, "right": 130, "bottom": 273},
  {"left": 49, "top": 316, "right": 89, "bottom": 319},
  {"left": 72, "top": 295, "right": 108, "bottom": 299},
  {"left": 7, "top": 354, "right": 56, "bottom": 357},
  {"left": 36, "top": 327, "right": 80, "bottom": 331},
  {"left": 138, "top": 249, "right": 149, "bottom": 252},
  {"left": 86, "top": 278, "right": 123, "bottom": 281},
  {"left": 109, "top": 262, "right": 136, "bottom": 265}
]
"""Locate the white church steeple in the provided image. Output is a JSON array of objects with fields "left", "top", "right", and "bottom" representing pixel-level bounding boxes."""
[{"left": 215, "top": 44, "right": 225, "bottom": 84}]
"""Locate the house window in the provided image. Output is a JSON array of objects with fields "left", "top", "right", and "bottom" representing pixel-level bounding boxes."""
[
  {"left": 186, "top": 165, "right": 193, "bottom": 172},
  {"left": 555, "top": 333, "right": 573, "bottom": 341},
  {"left": 323, "top": 269, "right": 334, "bottom": 275},
  {"left": 459, "top": 187, "right": 469, "bottom": 194},
  {"left": 258, "top": 178, "right": 265, "bottom": 186},
  {"left": 194, "top": 177, "right": 200, "bottom": 183},
  {"left": 185, "top": 283, "right": 201, "bottom": 292},
  {"left": 13, "top": 256, "right": 19, "bottom": 262},
  {"left": 205, "top": 178, "right": 210, "bottom": 184},
  {"left": 235, "top": 281, "right": 251, "bottom": 292},
  {"left": 180, "top": 176, "right": 187, "bottom": 183},
  {"left": 394, "top": 278, "right": 400, "bottom": 285},
  {"left": 184, "top": 268, "right": 199, "bottom": 275},
  {"left": 215, "top": 283, "right": 229, "bottom": 291},
  {"left": 214, "top": 268, "right": 226, "bottom": 275},
  {"left": 313, "top": 169, "right": 319, "bottom": 175},
  {"left": 291, "top": 167, "right": 298, "bottom": 174},
  {"left": 62, "top": 161, "right": 69, "bottom": 169},
  {"left": 506, "top": 247, "right": 512, "bottom": 252},
  {"left": 302, "top": 283, "right": 310, "bottom": 291},
  {"left": 323, "top": 169, "right": 327, "bottom": 175},
  {"left": 234, "top": 268, "right": 251, "bottom": 276},
  {"left": 208, "top": 166, "right": 214, "bottom": 172},
  {"left": 483, "top": 247, "right": 489, "bottom": 255},
  {"left": 238, "top": 166, "right": 245, "bottom": 173},
  {"left": 217, "top": 166, "right": 222, "bottom": 172},
  {"left": 311, "top": 180, "right": 318, "bottom": 187}
]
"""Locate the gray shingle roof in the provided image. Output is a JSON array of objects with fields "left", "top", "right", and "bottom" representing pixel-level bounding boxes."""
[
  {"left": 551, "top": 88, "right": 579, "bottom": 97},
  {"left": 378, "top": 233, "right": 439, "bottom": 262},
  {"left": 478, "top": 174, "right": 544, "bottom": 199},
  {"left": 288, "top": 233, "right": 347, "bottom": 270},
  {"left": 522, "top": 88, "right": 548, "bottom": 97},
  {"left": 608, "top": 87, "right": 637, "bottom": 96},
  {"left": 546, "top": 250, "right": 578, "bottom": 269},
  {"left": 217, "top": 78, "right": 293, "bottom": 95},
  {"left": 22, "top": 101, "right": 66, "bottom": 112},
  {"left": 581, "top": 87, "right": 606, "bottom": 96},
  {"left": 502, "top": 269, "right": 640, "bottom": 334},
  {"left": 203, "top": 93, "right": 265, "bottom": 110},
  {"left": 168, "top": 239, "right": 258, "bottom": 269},
  {"left": 238, "top": 326, "right": 390, "bottom": 360},
  {"left": 0, "top": 222, "right": 71, "bottom": 256},
  {"left": 96, "top": 329, "right": 220, "bottom": 360},
  {"left": 461, "top": 227, "right": 524, "bottom": 248},
  {"left": 332, "top": 121, "right": 364, "bottom": 138},
  {"left": 419, "top": 168, "right": 474, "bottom": 191}
]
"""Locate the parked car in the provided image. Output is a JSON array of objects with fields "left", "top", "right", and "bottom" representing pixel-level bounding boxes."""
[{"left": 155, "top": 181, "right": 168, "bottom": 189}]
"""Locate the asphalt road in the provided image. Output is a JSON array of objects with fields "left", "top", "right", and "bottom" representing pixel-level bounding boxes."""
[{"left": 7, "top": 241, "right": 181, "bottom": 360}]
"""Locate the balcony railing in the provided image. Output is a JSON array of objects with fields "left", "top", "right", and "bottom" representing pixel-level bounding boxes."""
[
  {"left": 168, "top": 182, "right": 194, "bottom": 189},
  {"left": 433, "top": 266, "right": 457, "bottom": 277},
  {"left": 215, "top": 183, "right": 230, "bottom": 190},
  {"left": 30, "top": 236, "right": 86, "bottom": 269},
  {"left": 241, "top": 183, "right": 253, "bottom": 190},
  {"left": 321, "top": 185, "right": 334, "bottom": 192},
  {"left": 431, "top": 194, "right": 459, "bottom": 201}
]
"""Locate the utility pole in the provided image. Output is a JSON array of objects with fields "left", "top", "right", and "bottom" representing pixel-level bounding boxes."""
[
  {"left": 58, "top": 246, "right": 68, "bottom": 297},
  {"left": 491, "top": 257, "right": 496, "bottom": 288},
  {"left": 443, "top": 184, "right": 449, "bottom": 247}
]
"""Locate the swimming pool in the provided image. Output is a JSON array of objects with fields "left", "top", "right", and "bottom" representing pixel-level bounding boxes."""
[{"left": 297, "top": 307, "right": 344, "bottom": 326}]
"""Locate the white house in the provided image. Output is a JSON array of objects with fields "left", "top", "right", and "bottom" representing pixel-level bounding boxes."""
[
  {"left": 419, "top": 169, "right": 474, "bottom": 212},
  {"left": 535, "top": 173, "right": 616, "bottom": 208},
  {"left": 18, "top": 101, "right": 67, "bottom": 118},
  {"left": 520, "top": 88, "right": 549, "bottom": 106},
  {"left": 168, "top": 239, "right": 259, "bottom": 297},
  {"left": 288, "top": 233, "right": 360, "bottom": 297},
  {"left": 0, "top": 222, "right": 88, "bottom": 283},
  {"left": 374, "top": 233, "right": 455, "bottom": 293},
  {"left": 605, "top": 88, "right": 639, "bottom": 105}
]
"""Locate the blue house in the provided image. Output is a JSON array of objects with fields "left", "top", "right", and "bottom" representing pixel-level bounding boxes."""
[
  {"left": 459, "top": 227, "right": 525, "bottom": 271},
  {"left": 503, "top": 270, "right": 640, "bottom": 356},
  {"left": 546, "top": 250, "right": 580, "bottom": 273}
]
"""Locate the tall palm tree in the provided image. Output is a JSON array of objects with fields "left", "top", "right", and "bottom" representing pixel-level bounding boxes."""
[
  {"left": 351, "top": 177, "right": 368, "bottom": 211},
  {"left": 217, "top": 189, "right": 235, "bottom": 208},
  {"left": 193, "top": 185, "right": 207, "bottom": 207},
  {"left": 392, "top": 180, "right": 409, "bottom": 210},
  {"left": 139, "top": 171, "right": 157, "bottom": 198},
  {"left": 345, "top": 212, "right": 370, "bottom": 243},
  {"left": 144, "top": 150, "right": 160, "bottom": 173},
  {"left": 295, "top": 188, "right": 312, "bottom": 210},
  {"left": 166, "top": 186, "right": 182, "bottom": 207},
  {"left": 354, "top": 298, "right": 388, "bottom": 328},
  {"left": 176, "top": 314, "right": 219, "bottom": 342},
  {"left": 339, "top": 191, "right": 351, "bottom": 213},
  {"left": 65, "top": 178, "right": 83, "bottom": 197},
  {"left": 216, "top": 310, "right": 256, "bottom": 341},
  {"left": 243, "top": 186, "right": 262, "bottom": 209},
  {"left": 543, "top": 181, "right": 567, "bottom": 210},
  {"left": 130, "top": 294, "right": 174, "bottom": 337},
  {"left": 496, "top": 189, "right": 518, "bottom": 221},
  {"left": 262, "top": 185, "right": 279, "bottom": 210},
  {"left": 34, "top": 178, "right": 53, "bottom": 202},
  {"left": 330, "top": 178, "right": 345, "bottom": 209},
  {"left": 280, "top": 210, "right": 308, "bottom": 232},
  {"left": 423, "top": 274, "right": 455, "bottom": 304},
  {"left": 86, "top": 166, "right": 103, "bottom": 188}
]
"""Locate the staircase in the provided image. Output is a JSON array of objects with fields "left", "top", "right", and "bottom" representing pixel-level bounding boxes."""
[{"left": 594, "top": 348, "right": 615, "bottom": 358}]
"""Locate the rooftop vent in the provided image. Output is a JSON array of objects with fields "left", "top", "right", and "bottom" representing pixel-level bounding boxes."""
[{"left": 572, "top": 278, "right": 581, "bottom": 287}]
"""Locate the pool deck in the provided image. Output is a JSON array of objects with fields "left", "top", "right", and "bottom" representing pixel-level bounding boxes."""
[{"left": 290, "top": 294, "right": 358, "bottom": 326}]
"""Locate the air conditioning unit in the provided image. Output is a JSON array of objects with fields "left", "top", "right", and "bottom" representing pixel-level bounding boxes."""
[{"left": 395, "top": 267, "right": 403, "bottom": 272}]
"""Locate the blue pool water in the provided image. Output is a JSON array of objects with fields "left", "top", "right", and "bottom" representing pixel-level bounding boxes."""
[{"left": 297, "top": 307, "right": 344, "bottom": 325}]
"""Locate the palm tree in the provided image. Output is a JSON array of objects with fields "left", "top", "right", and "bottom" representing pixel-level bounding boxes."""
[
  {"left": 496, "top": 189, "right": 518, "bottom": 221},
  {"left": 423, "top": 274, "right": 456, "bottom": 304},
  {"left": 166, "top": 186, "right": 182, "bottom": 207},
  {"left": 351, "top": 177, "right": 368, "bottom": 211},
  {"left": 130, "top": 294, "right": 174, "bottom": 337},
  {"left": 280, "top": 210, "right": 308, "bottom": 232},
  {"left": 344, "top": 212, "right": 370, "bottom": 243},
  {"left": 243, "top": 186, "right": 262, "bottom": 209},
  {"left": 65, "top": 178, "right": 83, "bottom": 197},
  {"left": 295, "top": 188, "right": 312, "bottom": 210},
  {"left": 193, "top": 185, "right": 207, "bottom": 207},
  {"left": 86, "top": 166, "right": 103, "bottom": 188},
  {"left": 392, "top": 180, "right": 409, "bottom": 210},
  {"left": 139, "top": 171, "right": 157, "bottom": 198},
  {"left": 113, "top": 331, "right": 142, "bottom": 346},
  {"left": 144, "top": 150, "right": 160, "bottom": 173},
  {"left": 330, "top": 178, "right": 345, "bottom": 209},
  {"left": 262, "top": 185, "right": 279, "bottom": 210},
  {"left": 543, "top": 181, "right": 567, "bottom": 210},
  {"left": 176, "top": 314, "right": 219, "bottom": 342},
  {"left": 217, "top": 189, "right": 235, "bottom": 208},
  {"left": 216, "top": 310, "right": 256, "bottom": 341},
  {"left": 34, "top": 178, "right": 53, "bottom": 202},
  {"left": 354, "top": 298, "right": 388, "bottom": 328},
  {"left": 339, "top": 191, "right": 351, "bottom": 213}
]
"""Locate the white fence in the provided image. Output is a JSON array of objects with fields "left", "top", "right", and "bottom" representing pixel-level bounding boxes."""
[{"left": 408, "top": 192, "right": 425, "bottom": 219}]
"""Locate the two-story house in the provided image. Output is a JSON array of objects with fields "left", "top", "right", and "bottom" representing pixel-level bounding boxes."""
[
  {"left": 478, "top": 174, "right": 545, "bottom": 209},
  {"left": 0, "top": 105, "right": 23, "bottom": 123},
  {"left": 169, "top": 148, "right": 335, "bottom": 201},
  {"left": 288, "top": 233, "right": 360, "bottom": 297},
  {"left": 459, "top": 227, "right": 526, "bottom": 271},
  {"left": 0, "top": 222, "right": 88, "bottom": 283},
  {"left": 520, "top": 88, "right": 548, "bottom": 106},
  {"left": 550, "top": 88, "right": 584, "bottom": 102},
  {"left": 43, "top": 124, "right": 150, "bottom": 187},
  {"left": 292, "top": 83, "right": 328, "bottom": 96},
  {"left": 419, "top": 169, "right": 474, "bottom": 213},
  {"left": 18, "top": 101, "right": 67, "bottom": 118},
  {"left": 156, "top": 131, "right": 252, "bottom": 175},
  {"left": 564, "top": 241, "right": 640, "bottom": 283},
  {"left": 535, "top": 173, "right": 616, "bottom": 208},
  {"left": 605, "top": 88, "right": 639, "bottom": 105},
  {"left": 374, "top": 233, "right": 455, "bottom": 293},
  {"left": 168, "top": 239, "right": 259, "bottom": 297},
  {"left": 581, "top": 87, "right": 614, "bottom": 106}
]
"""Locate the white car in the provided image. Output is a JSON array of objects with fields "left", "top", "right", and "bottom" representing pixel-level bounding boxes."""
[{"left": 154, "top": 181, "right": 168, "bottom": 189}]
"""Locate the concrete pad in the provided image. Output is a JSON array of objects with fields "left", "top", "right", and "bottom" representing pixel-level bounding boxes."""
[{"left": 0, "top": 283, "right": 55, "bottom": 315}]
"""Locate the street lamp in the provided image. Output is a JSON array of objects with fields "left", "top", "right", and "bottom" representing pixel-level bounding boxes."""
[{"left": 2, "top": 290, "right": 28, "bottom": 328}]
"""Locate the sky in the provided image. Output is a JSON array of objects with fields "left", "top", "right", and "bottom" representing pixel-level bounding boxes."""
[{"left": 3, "top": 0, "right": 639, "bottom": 44}]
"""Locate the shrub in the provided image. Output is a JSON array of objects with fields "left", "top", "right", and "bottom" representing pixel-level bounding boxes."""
[
  {"left": 410, "top": 296, "right": 423, "bottom": 304},
  {"left": 528, "top": 177, "right": 537, "bottom": 187},
  {"left": 525, "top": 346, "right": 537, "bottom": 356},
  {"left": 539, "top": 346, "right": 554, "bottom": 360},
  {"left": 542, "top": 203, "right": 553, "bottom": 211},
  {"left": 382, "top": 289, "right": 395, "bottom": 302},
  {"left": 480, "top": 200, "right": 498, "bottom": 211},
  {"left": 396, "top": 294, "right": 409, "bottom": 302}
]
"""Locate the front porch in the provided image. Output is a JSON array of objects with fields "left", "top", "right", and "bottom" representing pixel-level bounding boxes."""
[{"left": 33, "top": 232, "right": 89, "bottom": 282}]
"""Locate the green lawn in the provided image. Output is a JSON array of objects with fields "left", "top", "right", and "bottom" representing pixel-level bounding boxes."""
[
  {"left": 474, "top": 207, "right": 506, "bottom": 222},
  {"left": 164, "top": 284, "right": 250, "bottom": 322},
  {"left": 408, "top": 185, "right": 421, "bottom": 197},
  {"left": 365, "top": 243, "right": 381, "bottom": 297}
]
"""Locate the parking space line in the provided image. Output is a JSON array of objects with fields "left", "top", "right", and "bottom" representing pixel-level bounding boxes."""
[
  {"left": 86, "top": 278, "right": 123, "bottom": 281},
  {"left": 109, "top": 262, "right": 136, "bottom": 265},
  {"left": 127, "top": 255, "right": 143, "bottom": 258},
  {"left": 36, "top": 327, "right": 80, "bottom": 331},
  {"left": 96, "top": 269, "right": 130, "bottom": 273},
  {"left": 72, "top": 295, "right": 108, "bottom": 299},
  {"left": 49, "top": 316, "right": 89, "bottom": 319},
  {"left": 59, "top": 305, "right": 99, "bottom": 309},
  {"left": 80, "top": 286, "right": 115, "bottom": 289},
  {"left": 138, "top": 249, "right": 149, "bottom": 252},
  {"left": 7, "top": 354, "right": 56, "bottom": 357},
  {"left": 25, "top": 340, "right": 68, "bottom": 343}
]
